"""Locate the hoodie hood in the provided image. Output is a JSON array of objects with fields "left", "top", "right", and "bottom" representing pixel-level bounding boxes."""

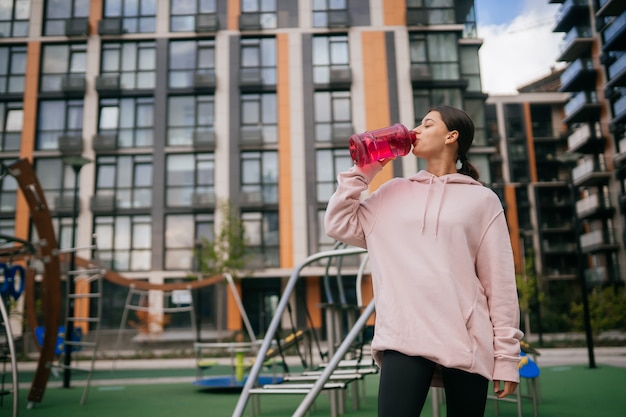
[{"left": 408, "top": 170, "right": 483, "bottom": 238}]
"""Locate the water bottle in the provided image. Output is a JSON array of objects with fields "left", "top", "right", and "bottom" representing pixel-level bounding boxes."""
[{"left": 349, "top": 123, "right": 415, "bottom": 166}]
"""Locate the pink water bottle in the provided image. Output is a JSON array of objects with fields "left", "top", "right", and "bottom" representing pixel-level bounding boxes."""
[{"left": 349, "top": 123, "right": 415, "bottom": 166}]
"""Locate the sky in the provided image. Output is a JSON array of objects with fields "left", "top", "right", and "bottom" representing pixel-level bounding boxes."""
[{"left": 475, "top": 0, "right": 565, "bottom": 94}]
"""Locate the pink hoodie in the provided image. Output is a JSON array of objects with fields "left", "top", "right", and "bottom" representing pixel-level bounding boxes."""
[{"left": 324, "top": 164, "right": 523, "bottom": 383}]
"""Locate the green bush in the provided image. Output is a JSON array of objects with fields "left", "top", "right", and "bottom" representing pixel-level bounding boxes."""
[{"left": 570, "top": 286, "right": 626, "bottom": 336}]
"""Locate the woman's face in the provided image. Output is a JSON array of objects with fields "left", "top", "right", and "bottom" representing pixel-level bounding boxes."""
[{"left": 411, "top": 110, "right": 450, "bottom": 159}]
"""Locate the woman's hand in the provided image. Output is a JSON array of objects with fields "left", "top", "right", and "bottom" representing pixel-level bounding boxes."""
[{"left": 493, "top": 380, "right": 518, "bottom": 398}]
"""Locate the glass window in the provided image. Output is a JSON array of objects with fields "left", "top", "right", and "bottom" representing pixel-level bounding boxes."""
[
  {"left": 242, "top": 210, "right": 279, "bottom": 267},
  {"left": 0, "top": 45, "right": 26, "bottom": 95},
  {"left": 241, "top": 0, "right": 276, "bottom": 29},
  {"left": 0, "top": 103, "right": 23, "bottom": 152},
  {"left": 164, "top": 214, "right": 214, "bottom": 270},
  {"left": 407, "top": 0, "right": 455, "bottom": 25},
  {"left": 314, "top": 91, "right": 352, "bottom": 142},
  {"left": 34, "top": 157, "right": 81, "bottom": 212},
  {"left": 100, "top": 41, "right": 156, "bottom": 90},
  {"left": 312, "top": 0, "right": 347, "bottom": 27},
  {"left": 94, "top": 155, "right": 153, "bottom": 209},
  {"left": 169, "top": 39, "right": 215, "bottom": 89},
  {"left": 315, "top": 148, "right": 351, "bottom": 203},
  {"left": 170, "top": 0, "right": 217, "bottom": 32},
  {"left": 43, "top": 0, "right": 89, "bottom": 36},
  {"left": 98, "top": 97, "right": 154, "bottom": 147},
  {"left": 240, "top": 93, "right": 277, "bottom": 144},
  {"left": 95, "top": 215, "right": 152, "bottom": 271},
  {"left": 241, "top": 151, "right": 278, "bottom": 204},
  {"left": 167, "top": 95, "right": 215, "bottom": 146},
  {"left": 0, "top": 219, "right": 15, "bottom": 236},
  {"left": 0, "top": 0, "right": 30, "bottom": 37},
  {"left": 412, "top": 88, "right": 462, "bottom": 126},
  {"left": 240, "top": 37, "right": 276, "bottom": 86},
  {"left": 41, "top": 43, "right": 87, "bottom": 92},
  {"left": 312, "top": 35, "right": 349, "bottom": 84},
  {"left": 103, "top": 0, "right": 156, "bottom": 33},
  {"left": 36, "top": 99, "right": 84, "bottom": 150},
  {"left": 166, "top": 153, "right": 215, "bottom": 207},
  {"left": 0, "top": 159, "right": 18, "bottom": 213},
  {"left": 460, "top": 45, "right": 481, "bottom": 92},
  {"left": 409, "top": 32, "right": 459, "bottom": 80}
]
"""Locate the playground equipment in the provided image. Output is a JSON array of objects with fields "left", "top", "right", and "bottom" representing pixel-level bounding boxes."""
[{"left": 233, "top": 246, "right": 379, "bottom": 417}]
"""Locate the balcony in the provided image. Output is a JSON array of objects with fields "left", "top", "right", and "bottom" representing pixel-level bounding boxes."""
[
  {"left": 327, "top": 10, "right": 350, "bottom": 28},
  {"left": 92, "top": 134, "right": 118, "bottom": 152},
  {"left": 193, "top": 70, "right": 216, "bottom": 91},
  {"left": 576, "top": 192, "right": 613, "bottom": 219},
  {"left": 65, "top": 18, "right": 89, "bottom": 36},
  {"left": 90, "top": 194, "right": 116, "bottom": 212},
  {"left": 195, "top": 13, "right": 219, "bottom": 32},
  {"left": 58, "top": 134, "right": 83, "bottom": 155},
  {"left": 328, "top": 66, "right": 352, "bottom": 87},
  {"left": 240, "top": 126, "right": 263, "bottom": 146},
  {"left": 240, "top": 190, "right": 263, "bottom": 205},
  {"left": 564, "top": 91, "right": 602, "bottom": 124},
  {"left": 98, "top": 18, "right": 124, "bottom": 35},
  {"left": 580, "top": 228, "right": 619, "bottom": 253},
  {"left": 557, "top": 26, "right": 594, "bottom": 62},
  {"left": 613, "top": 136, "right": 626, "bottom": 169},
  {"left": 410, "top": 64, "right": 433, "bottom": 81},
  {"left": 239, "top": 68, "right": 263, "bottom": 87},
  {"left": 559, "top": 58, "right": 597, "bottom": 91},
  {"left": 542, "top": 241, "right": 578, "bottom": 254},
  {"left": 406, "top": 8, "right": 428, "bottom": 26},
  {"left": 191, "top": 191, "right": 216, "bottom": 208},
  {"left": 192, "top": 130, "right": 216, "bottom": 149},
  {"left": 330, "top": 124, "right": 353, "bottom": 146},
  {"left": 567, "top": 123, "right": 604, "bottom": 153},
  {"left": 95, "top": 74, "right": 121, "bottom": 92},
  {"left": 602, "top": 11, "right": 626, "bottom": 51},
  {"left": 554, "top": 0, "right": 589, "bottom": 33},
  {"left": 61, "top": 75, "right": 86, "bottom": 94},
  {"left": 596, "top": 0, "right": 626, "bottom": 17},
  {"left": 572, "top": 155, "right": 611, "bottom": 186},
  {"left": 53, "top": 195, "right": 76, "bottom": 214},
  {"left": 239, "top": 12, "right": 262, "bottom": 31}
]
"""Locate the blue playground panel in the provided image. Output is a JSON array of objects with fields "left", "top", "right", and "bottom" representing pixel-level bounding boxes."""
[{"left": 193, "top": 375, "right": 284, "bottom": 392}]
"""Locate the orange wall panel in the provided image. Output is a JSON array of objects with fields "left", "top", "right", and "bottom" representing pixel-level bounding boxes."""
[
  {"left": 524, "top": 103, "right": 538, "bottom": 183},
  {"left": 227, "top": 280, "right": 243, "bottom": 331},
  {"left": 383, "top": 0, "right": 406, "bottom": 26},
  {"left": 306, "top": 277, "right": 322, "bottom": 328},
  {"left": 228, "top": 0, "right": 241, "bottom": 30},
  {"left": 277, "top": 34, "right": 294, "bottom": 269},
  {"left": 504, "top": 185, "right": 522, "bottom": 273}
]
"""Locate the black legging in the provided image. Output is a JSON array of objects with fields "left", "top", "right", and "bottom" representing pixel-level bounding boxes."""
[{"left": 378, "top": 350, "right": 489, "bottom": 417}]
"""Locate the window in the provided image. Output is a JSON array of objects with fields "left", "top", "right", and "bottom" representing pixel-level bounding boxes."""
[
  {"left": 314, "top": 91, "right": 352, "bottom": 143},
  {"left": 240, "top": 93, "right": 277, "bottom": 144},
  {"left": 41, "top": 43, "right": 87, "bottom": 92},
  {"left": 240, "top": 37, "right": 276, "bottom": 87},
  {"left": 0, "top": 0, "right": 30, "bottom": 37},
  {"left": 240, "top": 151, "right": 278, "bottom": 204},
  {"left": 0, "top": 159, "right": 18, "bottom": 213},
  {"left": 99, "top": 97, "right": 154, "bottom": 147},
  {"left": 409, "top": 32, "right": 459, "bottom": 81},
  {"left": 43, "top": 0, "right": 89, "bottom": 36},
  {"left": 169, "top": 39, "right": 215, "bottom": 89},
  {"left": 464, "top": 99, "right": 487, "bottom": 146},
  {"left": 95, "top": 155, "right": 153, "bottom": 209},
  {"left": 95, "top": 215, "right": 152, "bottom": 271},
  {"left": 170, "top": 0, "right": 217, "bottom": 32},
  {"left": 0, "top": 45, "right": 27, "bottom": 95},
  {"left": 167, "top": 95, "right": 214, "bottom": 146},
  {"left": 36, "top": 99, "right": 84, "bottom": 150},
  {"left": 315, "top": 149, "right": 351, "bottom": 203},
  {"left": 101, "top": 41, "right": 156, "bottom": 90},
  {"left": 312, "top": 0, "right": 348, "bottom": 28},
  {"left": 0, "top": 219, "right": 15, "bottom": 235},
  {"left": 35, "top": 158, "right": 78, "bottom": 212},
  {"left": 406, "top": 0, "right": 455, "bottom": 25},
  {"left": 460, "top": 45, "right": 481, "bottom": 92},
  {"left": 164, "top": 214, "right": 214, "bottom": 270},
  {"left": 242, "top": 211, "right": 279, "bottom": 268},
  {"left": 312, "top": 35, "right": 350, "bottom": 85},
  {"left": 413, "top": 88, "right": 462, "bottom": 125},
  {"left": 103, "top": 0, "right": 156, "bottom": 33},
  {"left": 166, "top": 153, "right": 215, "bottom": 207},
  {"left": 0, "top": 103, "right": 23, "bottom": 152},
  {"left": 241, "top": 0, "right": 276, "bottom": 30}
]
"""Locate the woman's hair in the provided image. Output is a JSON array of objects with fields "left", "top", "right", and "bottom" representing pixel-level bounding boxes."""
[{"left": 429, "top": 105, "right": 480, "bottom": 180}]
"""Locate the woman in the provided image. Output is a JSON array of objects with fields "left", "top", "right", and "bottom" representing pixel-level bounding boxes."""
[{"left": 324, "top": 106, "right": 523, "bottom": 417}]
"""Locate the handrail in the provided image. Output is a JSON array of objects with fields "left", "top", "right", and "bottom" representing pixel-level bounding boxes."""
[{"left": 232, "top": 247, "right": 367, "bottom": 417}]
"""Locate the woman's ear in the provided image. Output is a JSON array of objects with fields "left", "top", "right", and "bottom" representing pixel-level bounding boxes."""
[{"left": 445, "top": 130, "right": 459, "bottom": 144}]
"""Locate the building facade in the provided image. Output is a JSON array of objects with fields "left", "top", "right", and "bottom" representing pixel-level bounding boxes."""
[{"left": 1, "top": 0, "right": 501, "bottom": 340}]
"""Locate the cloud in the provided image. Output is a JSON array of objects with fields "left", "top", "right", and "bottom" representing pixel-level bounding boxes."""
[{"left": 478, "top": 0, "right": 565, "bottom": 94}]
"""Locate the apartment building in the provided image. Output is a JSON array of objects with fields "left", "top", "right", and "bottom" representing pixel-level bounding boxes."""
[{"left": 0, "top": 0, "right": 500, "bottom": 341}]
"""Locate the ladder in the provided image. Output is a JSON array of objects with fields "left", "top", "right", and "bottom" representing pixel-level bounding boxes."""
[{"left": 55, "top": 240, "right": 105, "bottom": 405}]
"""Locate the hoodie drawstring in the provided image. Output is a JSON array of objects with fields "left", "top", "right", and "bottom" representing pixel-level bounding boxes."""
[
  {"left": 421, "top": 175, "right": 447, "bottom": 239},
  {"left": 434, "top": 177, "right": 448, "bottom": 239},
  {"left": 421, "top": 176, "right": 433, "bottom": 234}
]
